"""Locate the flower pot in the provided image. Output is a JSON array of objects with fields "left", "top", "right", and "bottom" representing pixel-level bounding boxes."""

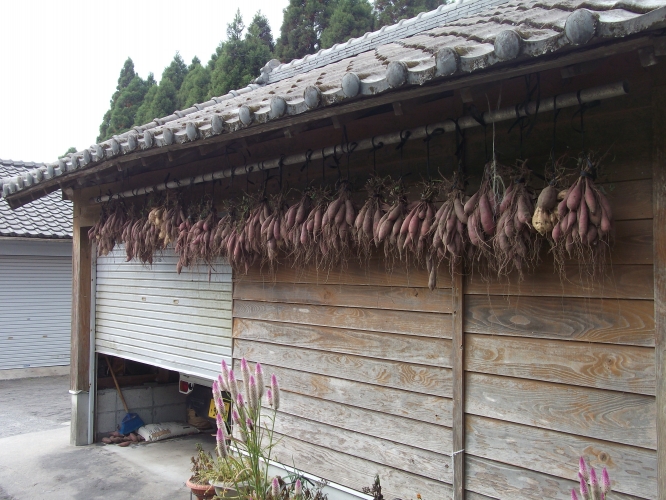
[
  {"left": 210, "top": 480, "right": 250, "bottom": 499},
  {"left": 186, "top": 478, "right": 216, "bottom": 500}
]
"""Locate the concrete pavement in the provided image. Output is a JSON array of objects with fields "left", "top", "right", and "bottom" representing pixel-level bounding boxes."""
[{"left": 0, "top": 375, "right": 215, "bottom": 500}]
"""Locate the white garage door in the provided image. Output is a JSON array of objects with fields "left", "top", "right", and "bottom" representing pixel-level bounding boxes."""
[
  {"left": 0, "top": 255, "right": 72, "bottom": 370},
  {"left": 95, "top": 245, "right": 232, "bottom": 380}
]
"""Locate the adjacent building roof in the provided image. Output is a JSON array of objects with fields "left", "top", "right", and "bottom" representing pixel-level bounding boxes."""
[
  {"left": 0, "top": 161, "right": 72, "bottom": 238},
  {"left": 2, "top": 0, "right": 666, "bottom": 203}
]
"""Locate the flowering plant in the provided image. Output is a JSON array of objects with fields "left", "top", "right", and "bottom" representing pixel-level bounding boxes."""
[
  {"left": 212, "top": 357, "right": 283, "bottom": 498},
  {"left": 571, "top": 457, "right": 611, "bottom": 500}
]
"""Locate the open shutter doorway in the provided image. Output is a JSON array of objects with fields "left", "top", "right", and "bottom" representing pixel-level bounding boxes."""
[{"left": 95, "top": 245, "right": 232, "bottom": 380}]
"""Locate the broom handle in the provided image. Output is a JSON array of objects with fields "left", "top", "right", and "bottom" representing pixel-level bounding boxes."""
[{"left": 105, "top": 355, "right": 129, "bottom": 413}]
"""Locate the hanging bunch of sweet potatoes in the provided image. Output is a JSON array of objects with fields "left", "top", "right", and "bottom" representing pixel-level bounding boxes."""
[
  {"left": 552, "top": 156, "right": 613, "bottom": 273},
  {"left": 295, "top": 188, "right": 328, "bottom": 266},
  {"left": 88, "top": 201, "right": 127, "bottom": 257},
  {"left": 260, "top": 194, "right": 288, "bottom": 265},
  {"left": 494, "top": 163, "right": 538, "bottom": 276},
  {"left": 353, "top": 176, "right": 387, "bottom": 260},
  {"left": 373, "top": 179, "right": 408, "bottom": 262},
  {"left": 123, "top": 210, "right": 160, "bottom": 265},
  {"left": 398, "top": 182, "right": 437, "bottom": 261},
  {"left": 320, "top": 182, "right": 356, "bottom": 267},
  {"left": 431, "top": 175, "right": 468, "bottom": 266},
  {"left": 465, "top": 160, "right": 504, "bottom": 265}
]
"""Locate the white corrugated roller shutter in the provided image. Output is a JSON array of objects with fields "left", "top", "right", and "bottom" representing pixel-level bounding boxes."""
[
  {"left": 0, "top": 255, "right": 72, "bottom": 369},
  {"left": 95, "top": 245, "right": 232, "bottom": 380}
]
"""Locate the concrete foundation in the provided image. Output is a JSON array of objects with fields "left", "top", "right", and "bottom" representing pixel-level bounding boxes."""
[
  {"left": 95, "top": 383, "right": 186, "bottom": 439},
  {"left": 70, "top": 390, "right": 89, "bottom": 446}
]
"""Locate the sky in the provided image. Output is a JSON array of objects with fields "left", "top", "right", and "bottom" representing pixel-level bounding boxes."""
[{"left": 0, "top": 0, "right": 289, "bottom": 164}]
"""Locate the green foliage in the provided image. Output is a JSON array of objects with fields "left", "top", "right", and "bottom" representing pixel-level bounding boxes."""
[
  {"left": 98, "top": 57, "right": 148, "bottom": 142},
  {"left": 209, "top": 11, "right": 274, "bottom": 98},
  {"left": 58, "top": 147, "right": 77, "bottom": 159},
  {"left": 373, "top": 0, "right": 450, "bottom": 29},
  {"left": 178, "top": 57, "right": 211, "bottom": 109},
  {"left": 321, "top": 0, "right": 374, "bottom": 49},
  {"left": 133, "top": 53, "right": 189, "bottom": 125},
  {"left": 162, "top": 52, "right": 188, "bottom": 91},
  {"left": 274, "top": 0, "right": 337, "bottom": 62}
]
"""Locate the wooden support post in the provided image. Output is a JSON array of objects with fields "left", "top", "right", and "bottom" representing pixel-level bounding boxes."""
[
  {"left": 452, "top": 264, "right": 465, "bottom": 500},
  {"left": 70, "top": 193, "right": 93, "bottom": 445},
  {"left": 652, "top": 83, "right": 666, "bottom": 500}
]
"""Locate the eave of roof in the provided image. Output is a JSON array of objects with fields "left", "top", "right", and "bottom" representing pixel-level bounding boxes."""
[{"left": 2, "top": 0, "right": 665, "bottom": 207}]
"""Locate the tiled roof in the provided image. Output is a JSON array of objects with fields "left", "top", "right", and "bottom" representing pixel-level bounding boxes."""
[
  {"left": 2, "top": 0, "right": 665, "bottom": 203},
  {"left": 0, "top": 161, "right": 72, "bottom": 238}
]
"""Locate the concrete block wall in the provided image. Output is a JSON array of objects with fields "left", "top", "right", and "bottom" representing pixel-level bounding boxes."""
[{"left": 95, "top": 383, "right": 186, "bottom": 438}]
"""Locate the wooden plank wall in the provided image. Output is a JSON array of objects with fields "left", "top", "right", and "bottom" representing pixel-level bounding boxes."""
[
  {"left": 229, "top": 54, "right": 658, "bottom": 499},
  {"left": 460, "top": 92, "right": 657, "bottom": 499},
  {"left": 233, "top": 262, "right": 456, "bottom": 499}
]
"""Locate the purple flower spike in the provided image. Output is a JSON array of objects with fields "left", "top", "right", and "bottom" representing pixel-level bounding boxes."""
[
  {"left": 601, "top": 468, "right": 611, "bottom": 495},
  {"left": 214, "top": 397, "right": 223, "bottom": 416},
  {"left": 236, "top": 392, "right": 245, "bottom": 408},
  {"left": 241, "top": 358, "right": 251, "bottom": 396},
  {"left": 249, "top": 375, "right": 259, "bottom": 410},
  {"left": 270, "top": 374, "right": 280, "bottom": 411},
  {"left": 267, "top": 388, "right": 274, "bottom": 407},
  {"left": 295, "top": 479, "right": 302, "bottom": 497},
  {"left": 216, "top": 427, "right": 227, "bottom": 458},
  {"left": 580, "top": 475, "right": 589, "bottom": 500},
  {"left": 571, "top": 489, "right": 580, "bottom": 500},
  {"left": 216, "top": 413, "right": 223, "bottom": 429},
  {"left": 590, "top": 467, "right": 599, "bottom": 500},
  {"left": 579, "top": 457, "right": 590, "bottom": 482},
  {"left": 255, "top": 363, "right": 265, "bottom": 398},
  {"left": 228, "top": 369, "right": 238, "bottom": 402},
  {"left": 217, "top": 374, "right": 226, "bottom": 393},
  {"left": 271, "top": 477, "right": 280, "bottom": 497},
  {"left": 246, "top": 416, "right": 254, "bottom": 431},
  {"left": 212, "top": 380, "right": 220, "bottom": 400},
  {"left": 232, "top": 409, "right": 241, "bottom": 425}
]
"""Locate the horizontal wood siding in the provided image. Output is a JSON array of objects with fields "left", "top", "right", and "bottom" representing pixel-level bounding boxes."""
[
  {"left": 463, "top": 131, "right": 656, "bottom": 497},
  {"left": 233, "top": 266, "right": 454, "bottom": 498}
]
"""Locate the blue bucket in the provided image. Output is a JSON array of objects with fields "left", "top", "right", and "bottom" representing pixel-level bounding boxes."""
[{"left": 119, "top": 412, "right": 145, "bottom": 435}]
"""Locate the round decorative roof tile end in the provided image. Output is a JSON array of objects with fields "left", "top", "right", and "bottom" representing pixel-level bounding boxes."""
[
  {"left": 386, "top": 61, "right": 409, "bottom": 88},
  {"left": 341, "top": 72, "right": 361, "bottom": 97},
  {"left": 270, "top": 96, "right": 287, "bottom": 118},
  {"left": 494, "top": 30, "right": 522, "bottom": 61},
  {"left": 239, "top": 105, "right": 254, "bottom": 126},
  {"left": 436, "top": 47, "right": 458, "bottom": 76},
  {"left": 565, "top": 9, "right": 598, "bottom": 46},
  {"left": 303, "top": 86, "right": 322, "bottom": 109}
]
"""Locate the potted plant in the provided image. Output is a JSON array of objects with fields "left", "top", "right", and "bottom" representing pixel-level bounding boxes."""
[
  {"left": 207, "top": 456, "right": 251, "bottom": 498},
  {"left": 186, "top": 444, "right": 216, "bottom": 500}
]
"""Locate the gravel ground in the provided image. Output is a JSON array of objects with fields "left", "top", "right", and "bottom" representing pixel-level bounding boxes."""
[{"left": 0, "top": 375, "right": 71, "bottom": 439}]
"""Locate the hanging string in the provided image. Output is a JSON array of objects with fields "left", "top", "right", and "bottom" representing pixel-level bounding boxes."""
[
  {"left": 468, "top": 103, "right": 489, "bottom": 162},
  {"left": 508, "top": 73, "right": 541, "bottom": 160},
  {"left": 301, "top": 149, "right": 313, "bottom": 184},
  {"left": 396, "top": 130, "right": 411, "bottom": 178},
  {"left": 548, "top": 95, "right": 562, "bottom": 185},
  {"left": 278, "top": 154, "right": 285, "bottom": 191},
  {"left": 450, "top": 118, "right": 466, "bottom": 188},
  {"left": 572, "top": 91, "right": 600, "bottom": 154},
  {"left": 321, "top": 147, "right": 329, "bottom": 186},
  {"left": 342, "top": 125, "right": 357, "bottom": 181},
  {"left": 424, "top": 125, "right": 445, "bottom": 181},
  {"left": 370, "top": 136, "right": 384, "bottom": 176}
]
